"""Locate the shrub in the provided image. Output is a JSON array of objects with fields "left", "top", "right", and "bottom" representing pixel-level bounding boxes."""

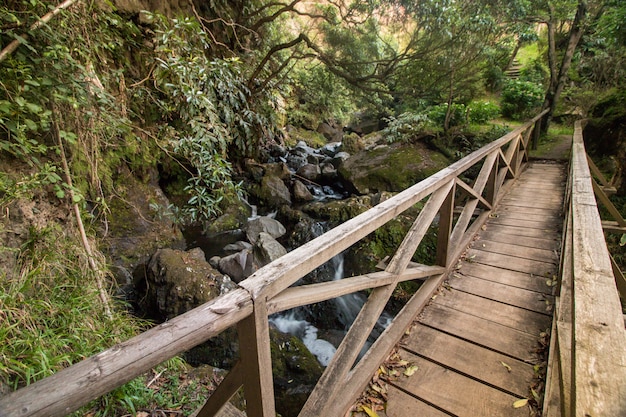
[
  {"left": 501, "top": 80, "right": 544, "bottom": 120},
  {"left": 468, "top": 100, "right": 501, "bottom": 124},
  {"left": 426, "top": 103, "right": 468, "bottom": 129},
  {"left": 382, "top": 112, "right": 432, "bottom": 143}
]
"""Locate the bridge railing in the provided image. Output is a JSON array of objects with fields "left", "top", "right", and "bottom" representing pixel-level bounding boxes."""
[
  {"left": 544, "top": 120, "right": 626, "bottom": 416},
  {"left": 0, "top": 111, "right": 547, "bottom": 417}
]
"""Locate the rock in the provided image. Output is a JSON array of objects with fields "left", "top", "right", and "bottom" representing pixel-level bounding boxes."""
[
  {"left": 320, "top": 163, "right": 337, "bottom": 179},
  {"left": 293, "top": 180, "right": 315, "bottom": 202},
  {"left": 223, "top": 241, "right": 252, "bottom": 254},
  {"left": 342, "top": 132, "right": 364, "bottom": 154},
  {"left": 317, "top": 121, "right": 343, "bottom": 142},
  {"left": 245, "top": 216, "right": 287, "bottom": 244},
  {"left": 263, "top": 162, "right": 292, "bottom": 180},
  {"left": 296, "top": 164, "right": 321, "bottom": 182},
  {"left": 270, "top": 143, "right": 288, "bottom": 158},
  {"left": 331, "top": 151, "right": 351, "bottom": 168},
  {"left": 254, "top": 175, "right": 292, "bottom": 207},
  {"left": 338, "top": 141, "right": 449, "bottom": 194},
  {"left": 321, "top": 141, "right": 342, "bottom": 156},
  {"left": 140, "top": 248, "right": 223, "bottom": 320},
  {"left": 253, "top": 232, "right": 287, "bottom": 265},
  {"left": 218, "top": 249, "right": 255, "bottom": 283},
  {"left": 209, "top": 255, "right": 221, "bottom": 269},
  {"left": 270, "top": 328, "right": 324, "bottom": 417}
]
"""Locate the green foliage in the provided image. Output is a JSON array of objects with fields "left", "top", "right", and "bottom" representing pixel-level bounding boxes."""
[
  {"left": 519, "top": 57, "right": 549, "bottom": 86},
  {"left": 468, "top": 100, "right": 501, "bottom": 124},
  {"left": 427, "top": 104, "right": 468, "bottom": 128},
  {"left": 0, "top": 225, "right": 141, "bottom": 390},
  {"left": 382, "top": 112, "right": 433, "bottom": 143},
  {"left": 501, "top": 80, "right": 544, "bottom": 120},
  {"left": 153, "top": 14, "right": 276, "bottom": 224}
]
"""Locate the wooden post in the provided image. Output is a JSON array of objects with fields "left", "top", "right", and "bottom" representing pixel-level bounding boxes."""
[
  {"left": 532, "top": 118, "right": 542, "bottom": 150},
  {"left": 237, "top": 301, "right": 276, "bottom": 417},
  {"left": 436, "top": 183, "right": 456, "bottom": 267}
]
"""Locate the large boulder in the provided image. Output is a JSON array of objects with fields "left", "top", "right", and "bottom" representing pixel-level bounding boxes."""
[
  {"left": 296, "top": 163, "right": 321, "bottom": 182},
  {"left": 338, "top": 141, "right": 449, "bottom": 194},
  {"left": 245, "top": 216, "right": 287, "bottom": 244},
  {"left": 254, "top": 232, "right": 287, "bottom": 265},
  {"left": 218, "top": 249, "right": 255, "bottom": 283},
  {"left": 253, "top": 175, "right": 292, "bottom": 207},
  {"left": 139, "top": 248, "right": 234, "bottom": 320},
  {"left": 293, "top": 180, "right": 315, "bottom": 202}
]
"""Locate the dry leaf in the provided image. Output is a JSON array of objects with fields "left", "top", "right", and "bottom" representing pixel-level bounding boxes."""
[
  {"left": 513, "top": 398, "right": 528, "bottom": 408},
  {"left": 500, "top": 361, "right": 512, "bottom": 372},
  {"left": 362, "top": 405, "right": 380, "bottom": 417},
  {"left": 404, "top": 365, "right": 419, "bottom": 377}
]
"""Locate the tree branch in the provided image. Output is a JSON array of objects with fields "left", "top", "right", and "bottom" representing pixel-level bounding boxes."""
[{"left": 0, "top": 0, "right": 79, "bottom": 64}]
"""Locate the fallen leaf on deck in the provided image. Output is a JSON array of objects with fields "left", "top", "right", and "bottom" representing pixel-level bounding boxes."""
[
  {"left": 500, "top": 361, "right": 512, "bottom": 372},
  {"left": 513, "top": 398, "right": 528, "bottom": 408},
  {"left": 404, "top": 365, "right": 419, "bottom": 376}
]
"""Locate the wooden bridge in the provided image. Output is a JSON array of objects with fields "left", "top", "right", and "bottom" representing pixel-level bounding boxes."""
[{"left": 1, "top": 114, "right": 626, "bottom": 417}]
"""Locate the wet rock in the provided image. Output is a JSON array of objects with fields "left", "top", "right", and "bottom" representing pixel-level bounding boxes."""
[
  {"left": 331, "top": 151, "right": 351, "bottom": 168},
  {"left": 320, "top": 141, "right": 342, "bottom": 156},
  {"left": 140, "top": 248, "right": 224, "bottom": 320},
  {"left": 293, "top": 180, "right": 315, "bottom": 202},
  {"left": 245, "top": 216, "right": 287, "bottom": 244},
  {"left": 263, "top": 162, "right": 292, "bottom": 180},
  {"left": 254, "top": 175, "right": 292, "bottom": 207},
  {"left": 254, "top": 232, "right": 287, "bottom": 265},
  {"left": 223, "top": 241, "right": 252, "bottom": 254},
  {"left": 296, "top": 164, "right": 321, "bottom": 182},
  {"left": 320, "top": 163, "right": 337, "bottom": 179},
  {"left": 218, "top": 249, "right": 255, "bottom": 283}
]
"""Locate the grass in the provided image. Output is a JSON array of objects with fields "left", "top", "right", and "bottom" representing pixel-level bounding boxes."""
[
  {"left": 0, "top": 220, "right": 211, "bottom": 415},
  {"left": 516, "top": 43, "right": 540, "bottom": 66}
]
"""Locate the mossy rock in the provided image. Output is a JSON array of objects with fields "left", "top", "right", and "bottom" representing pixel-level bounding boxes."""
[
  {"left": 339, "top": 141, "right": 449, "bottom": 194},
  {"left": 285, "top": 126, "right": 328, "bottom": 148},
  {"left": 270, "top": 328, "right": 324, "bottom": 417}
]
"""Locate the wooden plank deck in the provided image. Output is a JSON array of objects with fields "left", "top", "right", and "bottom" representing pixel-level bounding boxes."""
[{"left": 384, "top": 161, "right": 566, "bottom": 417}]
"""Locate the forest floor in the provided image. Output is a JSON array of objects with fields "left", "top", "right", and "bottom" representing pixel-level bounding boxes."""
[{"left": 530, "top": 133, "right": 572, "bottom": 161}]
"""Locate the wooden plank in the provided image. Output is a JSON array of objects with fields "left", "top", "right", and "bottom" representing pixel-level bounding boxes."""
[
  {"left": 392, "top": 352, "right": 529, "bottom": 417},
  {"left": 498, "top": 199, "right": 563, "bottom": 211},
  {"left": 386, "top": 385, "right": 449, "bottom": 417},
  {"left": 490, "top": 208, "right": 562, "bottom": 223},
  {"left": 485, "top": 216, "right": 561, "bottom": 232},
  {"left": 401, "top": 324, "right": 535, "bottom": 397},
  {"left": 436, "top": 183, "right": 455, "bottom": 266},
  {"left": 196, "top": 361, "right": 244, "bottom": 417},
  {"left": 448, "top": 273, "right": 553, "bottom": 315},
  {"left": 467, "top": 249, "right": 557, "bottom": 276},
  {"left": 592, "top": 179, "right": 626, "bottom": 226},
  {"left": 238, "top": 302, "right": 276, "bottom": 417},
  {"left": 487, "top": 223, "right": 560, "bottom": 240},
  {"left": 495, "top": 204, "right": 563, "bottom": 218},
  {"left": 419, "top": 303, "right": 540, "bottom": 362},
  {"left": 321, "top": 271, "right": 448, "bottom": 417},
  {"left": 478, "top": 230, "right": 560, "bottom": 251},
  {"left": 267, "top": 265, "right": 445, "bottom": 314},
  {"left": 432, "top": 289, "right": 552, "bottom": 334},
  {"left": 470, "top": 239, "right": 558, "bottom": 263},
  {"left": 602, "top": 220, "right": 626, "bottom": 233},
  {"left": 456, "top": 262, "right": 553, "bottom": 294},
  {"left": 570, "top": 121, "right": 626, "bottom": 416},
  {"left": 543, "top": 319, "right": 561, "bottom": 417}
]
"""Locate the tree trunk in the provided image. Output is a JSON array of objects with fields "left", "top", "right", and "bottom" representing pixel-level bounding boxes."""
[{"left": 541, "top": 0, "right": 588, "bottom": 133}]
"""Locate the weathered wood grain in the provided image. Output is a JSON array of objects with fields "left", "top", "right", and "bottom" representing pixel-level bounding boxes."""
[
  {"left": 391, "top": 351, "right": 529, "bottom": 417},
  {"left": 466, "top": 248, "right": 557, "bottom": 276},
  {"left": 432, "top": 288, "right": 552, "bottom": 334},
  {"left": 448, "top": 273, "right": 553, "bottom": 314},
  {"left": 471, "top": 239, "right": 558, "bottom": 263},
  {"left": 401, "top": 324, "right": 535, "bottom": 397},
  {"left": 419, "top": 303, "right": 540, "bottom": 362},
  {"left": 456, "top": 262, "right": 553, "bottom": 293}
]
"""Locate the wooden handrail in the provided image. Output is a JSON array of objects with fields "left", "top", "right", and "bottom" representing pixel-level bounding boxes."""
[
  {"left": 544, "top": 121, "right": 626, "bottom": 416},
  {"left": 0, "top": 110, "right": 548, "bottom": 417}
]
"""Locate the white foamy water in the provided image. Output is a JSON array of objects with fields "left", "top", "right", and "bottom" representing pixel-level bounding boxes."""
[{"left": 270, "top": 313, "right": 337, "bottom": 366}]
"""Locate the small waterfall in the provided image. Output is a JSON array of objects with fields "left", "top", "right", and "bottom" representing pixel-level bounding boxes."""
[{"left": 331, "top": 254, "right": 366, "bottom": 329}]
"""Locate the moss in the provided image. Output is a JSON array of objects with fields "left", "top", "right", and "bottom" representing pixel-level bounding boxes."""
[{"left": 286, "top": 127, "right": 327, "bottom": 148}]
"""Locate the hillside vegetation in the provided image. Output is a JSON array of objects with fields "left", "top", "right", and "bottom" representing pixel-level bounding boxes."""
[{"left": 1, "top": 0, "right": 625, "bottom": 414}]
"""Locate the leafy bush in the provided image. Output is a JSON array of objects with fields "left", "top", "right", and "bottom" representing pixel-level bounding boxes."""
[
  {"left": 427, "top": 103, "right": 468, "bottom": 128},
  {"left": 501, "top": 80, "right": 544, "bottom": 120},
  {"left": 468, "top": 100, "right": 501, "bottom": 124},
  {"left": 520, "top": 58, "right": 549, "bottom": 86},
  {"left": 382, "top": 112, "right": 432, "bottom": 143}
]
